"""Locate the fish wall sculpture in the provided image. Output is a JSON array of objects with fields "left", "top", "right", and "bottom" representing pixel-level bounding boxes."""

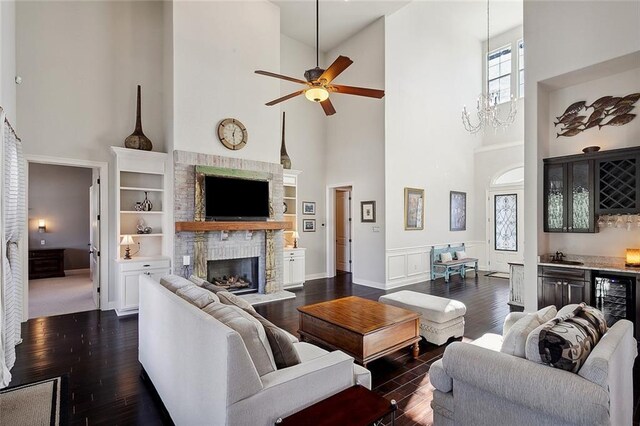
[{"left": 555, "top": 92, "right": 638, "bottom": 137}]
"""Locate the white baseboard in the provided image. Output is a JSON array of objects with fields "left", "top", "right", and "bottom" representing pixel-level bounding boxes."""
[
  {"left": 65, "top": 268, "right": 90, "bottom": 276},
  {"left": 352, "top": 278, "right": 387, "bottom": 289},
  {"left": 306, "top": 272, "right": 330, "bottom": 281}
]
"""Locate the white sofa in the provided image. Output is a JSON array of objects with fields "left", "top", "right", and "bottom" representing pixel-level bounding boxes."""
[
  {"left": 430, "top": 310, "right": 637, "bottom": 426},
  {"left": 138, "top": 274, "right": 371, "bottom": 426}
]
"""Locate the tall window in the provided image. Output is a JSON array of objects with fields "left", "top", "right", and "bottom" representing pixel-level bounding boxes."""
[
  {"left": 518, "top": 40, "right": 524, "bottom": 98},
  {"left": 487, "top": 45, "right": 511, "bottom": 104}
]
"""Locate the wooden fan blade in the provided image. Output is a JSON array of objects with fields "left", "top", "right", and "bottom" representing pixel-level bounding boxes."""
[
  {"left": 265, "top": 90, "right": 305, "bottom": 106},
  {"left": 255, "top": 70, "right": 308, "bottom": 85},
  {"left": 330, "top": 84, "right": 385, "bottom": 99},
  {"left": 320, "top": 99, "right": 336, "bottom": 116},
  {"left": 318, "top": 56, "right": 353, "bottom": 84}
]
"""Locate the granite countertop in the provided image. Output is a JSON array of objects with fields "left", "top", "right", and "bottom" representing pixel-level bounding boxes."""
[{"left": 538, "top": 254, "right": 640, "bottom": 275}]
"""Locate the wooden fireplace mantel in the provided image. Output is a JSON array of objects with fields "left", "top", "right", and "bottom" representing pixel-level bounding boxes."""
[{"left": 175, "top": 221, "right": 292, "bottom": 232}]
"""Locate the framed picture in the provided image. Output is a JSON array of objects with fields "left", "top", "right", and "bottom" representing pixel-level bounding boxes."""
[
  {"left": 361, "top": 200, "right": 376, "bottom": 223},
  {"left": 302, "top": 219, "right": 316, "bottom": 232},
  {"left": 404, "top": 188, "right": 424, "bottom": 230},
  {"left": 302, "top": 201, "right": 316, "bottom": 215},
  {"left": 450, "top": 191, "right": 467, "bottom": 231}
]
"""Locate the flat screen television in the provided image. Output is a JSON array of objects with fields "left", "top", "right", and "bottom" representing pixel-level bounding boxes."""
[{"left": 204, "top": 175, "right": 270, "bottom": 221}]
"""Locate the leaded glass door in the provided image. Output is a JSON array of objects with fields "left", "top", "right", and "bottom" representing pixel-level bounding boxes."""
[
  {"left": 544, "top": 163, "right": 567, "bottom": 232},
  {"left": 489, "top": 189, "right": 523, "bottom": 273},
  {"left": 495, "top": 194, "right": 518, "bottom": 251},
  {"left": 568, "top": 160, "right": 595, "bottom": 233}
]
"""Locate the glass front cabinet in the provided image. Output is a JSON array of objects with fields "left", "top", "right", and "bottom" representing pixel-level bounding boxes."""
[{"left": 543, "top": 159, "right": 596, "bottom": 233}]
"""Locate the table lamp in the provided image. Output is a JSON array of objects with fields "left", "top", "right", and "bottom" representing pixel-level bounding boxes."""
[
  {"left": 121, "top": 235, "right": 135, "bottom": 260},
  {"left": 625, "top": 248, "right": 640, "bottom": 267},
  {"left": 293, "top": 231, "right": 300, "bottom": 248}
]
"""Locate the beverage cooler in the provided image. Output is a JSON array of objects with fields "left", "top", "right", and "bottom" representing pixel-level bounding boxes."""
[{"left": 593, "top": 273, "right": 636, "bottom": 332}]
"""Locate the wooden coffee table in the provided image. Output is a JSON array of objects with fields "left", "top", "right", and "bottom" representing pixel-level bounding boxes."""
[{"left": 298, "top": 296, "right": 421, "bottom": 367}]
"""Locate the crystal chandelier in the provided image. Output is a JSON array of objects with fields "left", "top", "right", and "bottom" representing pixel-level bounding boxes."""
[{"left": 462, "top": 0, "right": 517, "bottom": 134}]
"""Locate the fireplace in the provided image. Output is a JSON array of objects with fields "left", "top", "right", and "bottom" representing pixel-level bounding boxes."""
[{"left": 207, "top": 257, "right": 259, "bottom": 295}]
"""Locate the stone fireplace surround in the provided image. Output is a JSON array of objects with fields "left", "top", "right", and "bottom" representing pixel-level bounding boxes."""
[{"left": 174, "top": 150, "right": 284, "bottom": 294}]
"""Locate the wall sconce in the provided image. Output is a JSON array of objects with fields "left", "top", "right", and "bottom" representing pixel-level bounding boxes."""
[
  {"left": 625, "top": 248, "right": 640, "bottom": 267},
  {"left": 38, "top": 219, "right": 46, "bottom": 233}
]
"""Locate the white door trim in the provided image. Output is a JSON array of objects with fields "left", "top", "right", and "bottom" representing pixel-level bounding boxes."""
[
  {"left": 325, "top": 182, "right": 355, "bottom": 278},
  {"left": 486, "top": 185, "right": 524, "bottom": 273},
  {"left": 24, "top": 155, "right": 110, "bottom": 318}
]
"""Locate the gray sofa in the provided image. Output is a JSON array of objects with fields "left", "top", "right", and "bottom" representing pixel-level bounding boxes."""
[{"left": 430, "top": 310, "right": 637, "bottom": 425}]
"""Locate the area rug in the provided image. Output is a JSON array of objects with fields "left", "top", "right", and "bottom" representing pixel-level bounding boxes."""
[
  {"left": 0, "top": 375, "right": 68, "bottom": 425},
  {"left": 240, "top": 290, "right": 296, "bottom": 306},
  {"left": 485, "top": 271, "right": 510, "bottom": 279}
]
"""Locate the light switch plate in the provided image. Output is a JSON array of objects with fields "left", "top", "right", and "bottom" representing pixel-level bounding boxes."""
[
  {"left": 40, "top": 240, "right": 45, "bottom": 245},
  {"left": 372, "top": 226, "right": 380, "bottom": 233}
]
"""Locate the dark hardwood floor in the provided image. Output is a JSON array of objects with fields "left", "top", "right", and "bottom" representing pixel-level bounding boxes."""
[{"left": 9, "top": 271, "right": 634, "bottom": 425}]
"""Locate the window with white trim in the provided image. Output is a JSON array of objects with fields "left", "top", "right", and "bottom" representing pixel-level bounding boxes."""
[
  {"left": 518, "top": 40, "right": 524, "bottom": 98},
  {"left": 487, "top": 45, "right": 511, "bottom": 104}
]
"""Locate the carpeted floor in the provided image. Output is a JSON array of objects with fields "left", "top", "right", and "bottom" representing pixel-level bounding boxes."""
[
  {"left": 0, "top": 375, "right": 68, "bottom": 425},
  {"left": 29, "top": 271, "right": 96, "bottom": 319}
]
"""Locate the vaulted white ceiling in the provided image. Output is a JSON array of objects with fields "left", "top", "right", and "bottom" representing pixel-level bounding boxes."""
[{"left": 275, "top": 0, "right": 523, "bottom": 52}]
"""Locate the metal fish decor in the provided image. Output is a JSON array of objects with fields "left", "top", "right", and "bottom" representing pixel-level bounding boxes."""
[{"left": 555, "top": 93, "right": 638, "bottom": 137}]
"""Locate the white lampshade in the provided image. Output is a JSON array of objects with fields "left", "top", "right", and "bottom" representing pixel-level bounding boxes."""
[
  {"left": 292, "top": 231, "right": 300, "bottom": 239},
  {"left": 305, "top": 86, "right": 329, "bottom": 103},
  {"left": 120, "top": 235, "right": 134, "bottom": 245}
]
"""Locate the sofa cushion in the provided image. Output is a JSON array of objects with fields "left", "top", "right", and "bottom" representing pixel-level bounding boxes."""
[
  {"left": 175, "top": 284, "right": 219, "bottom": 309},
  {"left": 244, "top": 310, "right": 301, "bottom": 369},
  {"left": 378, "top": 291, "right": 466, "bottom": 324},
  {"left": 500, "top": 313, "right": 540, "bottom": 358},
  {"left": 160, "top": 275, "right": 193, "bottom": 293},
  {"left": 536, "top": 305, "right": 557, "bottom": 323},
  {"left": 471, "top": 333, "right": 503, "bottom": 352},
  {"left": 217, "top": 291, "right": 257, "bottom": 313},
  {"left": 526, "top": 304, "right": 608, "bottom": 372},
  {"left": 187, "top": 275, "right": 207, "bottom": 287},
  {"left": 293, "top": 342, "right": 329, "bottom": 362},
  {"left": 202, "top": 303, "right": 276, "bottom": 376}
]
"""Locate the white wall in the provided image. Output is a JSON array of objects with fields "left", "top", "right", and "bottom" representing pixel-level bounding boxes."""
[
  {"left": 171, "top": 0, "right": 280, "bottom": 163},
  {"left": 0, "top": 0, "right": 16, "bottom": 123},
  {"left": 16, "top": 1, "right": 165, "bottom": 162},
  {"left": 325, "top": 18, "right": 386, "bottom": 288},
  {"left": 279, "top": 35, "right": 327, "bottom": 278},
  {"left": 524, "top": 0, "right": 640, "bottom": 311},
  {"left": 384, "top": 1, "right": 483, "bottom": 287}
]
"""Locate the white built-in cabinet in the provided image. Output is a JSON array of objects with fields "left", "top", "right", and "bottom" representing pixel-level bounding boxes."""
[
  {"left": 283, "top": 248, "right": 305, "bottom": 289},
  {"left": 111, "top": 147, "right": 171, "bottom": 316}
]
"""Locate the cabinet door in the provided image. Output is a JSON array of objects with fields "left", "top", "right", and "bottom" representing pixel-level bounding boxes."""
[
  {"left": 540, "top": 278, "right": 562, "bottom": 308},
  {"left": 544, "top": 163, "right": 567, "bottom": 232},
  {"left": 568, "top": 160, "right": 595, "bottom": 233},
  {"left": 564, "top": 280, "right": 587, "bottom": 305},
  {"left": 289, "top": 257, "right": 305, "bottom": 285},
  {"left": 282, "top": 256, "right": 292, "bottom": 286},
  {"left": 122, "top": 271, "right": 142, "bottom": 310}
]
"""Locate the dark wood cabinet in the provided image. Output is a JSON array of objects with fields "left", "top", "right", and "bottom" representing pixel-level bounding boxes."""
[
  {"left": 538, "top": 266, "right": 591, "bottom": 309},
  {"left": 29, "top": 248, "right": 65, "bottom": 279},
  {"left": 595, "top": 150, "right": 640, "bottom": 215}
]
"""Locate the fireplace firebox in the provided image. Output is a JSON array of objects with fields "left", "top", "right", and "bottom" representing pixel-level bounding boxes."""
[{"left": 207, "top": 257, "right": 259, "bottom": 295}]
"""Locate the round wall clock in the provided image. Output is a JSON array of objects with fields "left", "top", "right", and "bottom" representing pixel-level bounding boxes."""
[{"left": 217, "top": 118, "right": 248, "bottom": 150}]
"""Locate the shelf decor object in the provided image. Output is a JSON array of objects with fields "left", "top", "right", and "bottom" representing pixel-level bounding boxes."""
[
  {"left": 280, "top": 111, "right": 292, "bottom": 169},
  {"left": 124, "top": 85, "right": 153, "bottom": 151},
  {"left": 121, "top": 235, "right": 135, "bottom": 260},
  {"left": 461, "top": 0, "right": 517, "bottom": 134},
  {"left": 625, "top": 248, "right": 640, "bottom": 267}
]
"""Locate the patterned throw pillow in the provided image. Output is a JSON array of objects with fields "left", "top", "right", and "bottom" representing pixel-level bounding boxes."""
[
  {"left": 455, "top": 251, "right": 467, "bottom": 260},
  {"left": 440, "top": 252, "right": 453, "bottom": 263},
  {"left": 536, "top": 303, "right": 607, "bottom": 372}
]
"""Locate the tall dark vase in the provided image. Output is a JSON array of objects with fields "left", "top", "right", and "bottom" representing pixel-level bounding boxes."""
[
  {"left": 124, "top": 85, "right": 153, "bottom": 151},
  {"left": 280, "top": 111, "right": 292, "bottom": 170}
]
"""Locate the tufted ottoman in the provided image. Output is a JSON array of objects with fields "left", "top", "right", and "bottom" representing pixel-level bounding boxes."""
[{"left": 378, "top": 291, "right": 466, "bottom": 346}]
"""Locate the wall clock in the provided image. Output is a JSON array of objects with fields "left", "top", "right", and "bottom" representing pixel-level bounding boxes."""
[{"left": 217, "top": 118, "right": 248, "bottom": 150}]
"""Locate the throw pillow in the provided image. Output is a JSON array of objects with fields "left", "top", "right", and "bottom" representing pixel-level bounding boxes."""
[
  {"left": 176, "top": 284, "right": 219, "bottom": 309},
  {"left": 440, "top": 252, "right": 453, "bottom": 263},
  {"left": 217, "top": 291, "right": 256, "bottom": 313},
  {"left": 202, "top": 282, "right": 228, "bottom": 294},
  {"left": 500, "top": 313, "right": 541, "bottom": 358},
  {"left": 160, "top": 275, "right": 192, "bottom": 293},
  {"left": 244, "top": 310, "right": 301, "bottom": 369},
  {"left": 527, "top": 303, "right": 607, "bottom": 372},
  {"left": 535, "top": 305, "right": 557, "bottom": 323},
  {"left": 188, "top": 275, "right": 206, "bottom": 287},
  {"left": 202, "top": 303, "right": 276, "bottom": 376},
  {"left": 455, "top": 250, "right": 467, "bottom": 260}
]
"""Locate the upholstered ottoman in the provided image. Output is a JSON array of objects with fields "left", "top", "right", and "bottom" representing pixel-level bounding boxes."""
[{"left": 378, "top": 291, "right": 466, "bottom": 345}]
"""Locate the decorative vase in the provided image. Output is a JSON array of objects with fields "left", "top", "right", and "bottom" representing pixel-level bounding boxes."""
[
  {"left": 280, "top": 111, "right": 292, "bottom": 169},
  {"left": 124, "top": 85, "right": 153, "bottom": 151},
  {"left": 141, "top": 191, "right": 153, "bottom": 211}
]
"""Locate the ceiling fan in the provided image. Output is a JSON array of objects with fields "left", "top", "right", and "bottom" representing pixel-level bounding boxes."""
[{"left": 255, "top": 0, "right": 385, "bottom": 116}]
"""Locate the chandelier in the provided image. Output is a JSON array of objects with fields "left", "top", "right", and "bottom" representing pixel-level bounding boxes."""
[{"left": 462, "top": 0, "right": 517, "bottom": 134}]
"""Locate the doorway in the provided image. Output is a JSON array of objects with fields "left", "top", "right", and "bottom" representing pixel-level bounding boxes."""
[
  {"left": 24, "top": 157, "right": 108, "bottom": 319},
  {"left": 335, "top": 188, "right": 352, "bottom": 274}
]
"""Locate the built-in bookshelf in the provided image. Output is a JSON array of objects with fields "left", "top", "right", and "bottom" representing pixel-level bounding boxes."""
[{"left": 283, "top": 170, "right": 301, "bottom": 248}]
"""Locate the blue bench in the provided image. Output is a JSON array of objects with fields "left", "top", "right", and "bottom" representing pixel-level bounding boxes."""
[{"left": 431, "top": 243, "right": 478, "bottom": 283}]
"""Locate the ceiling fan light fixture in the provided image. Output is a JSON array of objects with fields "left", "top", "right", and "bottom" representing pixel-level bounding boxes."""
[{"left": 305, "top": 86, "right": 329, "bottom": 103}]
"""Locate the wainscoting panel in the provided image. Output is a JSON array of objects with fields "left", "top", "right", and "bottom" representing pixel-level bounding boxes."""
[{"left": 385, "top": 241, "right": 487, "bottom": 289}]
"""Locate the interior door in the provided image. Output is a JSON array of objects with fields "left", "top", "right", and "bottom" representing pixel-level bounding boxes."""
[
  {"left": 89, "top": 174, "right": 100, "bottom": 308},
  {"left": 488, "top": 189, "right": 524, "bottom": 272},
  {"left": 335, "top": 190, "right": 351, "bottom": 272}
]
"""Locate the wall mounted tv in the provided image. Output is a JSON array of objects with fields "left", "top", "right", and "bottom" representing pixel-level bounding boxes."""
[{"left": 204, "top": 175, "right": 270, "bottom": 221}]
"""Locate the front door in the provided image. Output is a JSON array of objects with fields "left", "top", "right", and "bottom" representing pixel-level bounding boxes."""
[
  {"left": 336, "top": 190, "right": 351, "bottom": 273},
  {"left": 89, "top": 174, "right": 100, "bottom": 308},
  {"left": 488, "top": 189, "right": 524, "bottom": 272}
]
